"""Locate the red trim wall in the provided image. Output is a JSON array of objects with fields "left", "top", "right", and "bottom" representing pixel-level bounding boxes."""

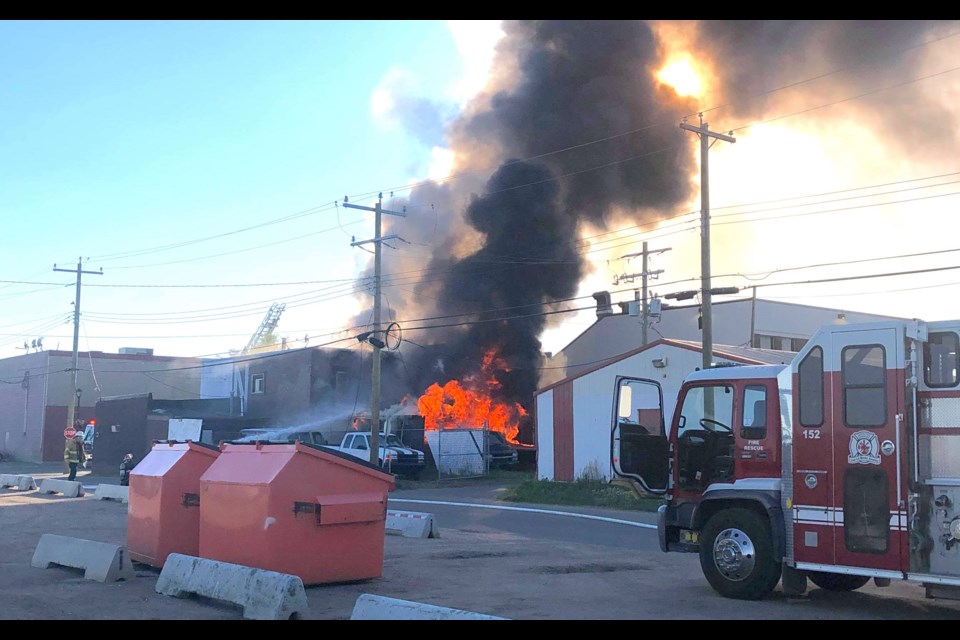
[
  {"left": 537, "top": 339, "right": 767, "bottom": 395},
  {"left": 552, "top": 381, "right": 574, "bottom": 481}
]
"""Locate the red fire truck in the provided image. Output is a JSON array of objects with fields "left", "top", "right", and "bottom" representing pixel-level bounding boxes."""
[{"left": 611, "top": 319, "right": 960, "bottom": 600}]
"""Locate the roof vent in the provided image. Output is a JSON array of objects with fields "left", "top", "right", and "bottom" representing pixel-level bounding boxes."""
[{"left": 592, "top": 291, "right": 613, "bottom": 319}]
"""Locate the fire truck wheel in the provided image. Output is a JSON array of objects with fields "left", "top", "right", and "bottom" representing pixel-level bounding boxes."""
[
  {"left": 807, "top": 571, "right": 871, "bottom": 592},
  {"left": 700, "top": 508, "right": 781, "bottom": 600}
]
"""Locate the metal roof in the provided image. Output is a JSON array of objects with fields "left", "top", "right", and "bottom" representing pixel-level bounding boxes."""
[{"left": 669, "top": 340, "right": 796, "bottom": 365}]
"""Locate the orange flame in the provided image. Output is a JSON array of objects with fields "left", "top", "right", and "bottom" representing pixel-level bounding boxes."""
[{"left": 416, "top": 348, "right": 524, "bottom": 443}]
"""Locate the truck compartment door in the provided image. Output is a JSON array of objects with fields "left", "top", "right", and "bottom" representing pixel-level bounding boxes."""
[{"left": 830, "top": 328, "right": 905, "bottom": 574}]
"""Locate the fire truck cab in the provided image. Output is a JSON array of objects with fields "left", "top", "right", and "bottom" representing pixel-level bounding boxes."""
[{"left": 611, "top": 319, "right": 960, "bottom": 601}]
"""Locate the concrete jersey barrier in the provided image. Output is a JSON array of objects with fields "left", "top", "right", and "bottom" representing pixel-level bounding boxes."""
[
  {"left": 38, "top": 479, "right": 84, "bottom": 497},
  {"left": 350, "top": 594, "right": 508, "bottom": 620},
  {"left": 156, "top": 553, "right": 309, "bottom": 620},
  {"left": 31, "top": 534, "right": 135, "bottom": 583},
  {"left": 385, "top": 510, "right": 439, "bottom": 539},
  {"left": 0, "top": 474, "right": 37, "bottom": 491},
  {"left": 94, "top": 484, "right": 129, "bottom": 503}
]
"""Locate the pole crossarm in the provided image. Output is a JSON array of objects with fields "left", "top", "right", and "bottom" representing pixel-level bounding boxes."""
[
  {"left": 620, "top": 248, "right": 671, "bottom": 260},
  {"left": 351, "top": 234, "right": 398, "bottom": 247},
  {"left": 342, "top": 201, "right": 407, "bottom": 217},
  {"left": 680, "top": 122, "right": 737, "bottom": 143}
]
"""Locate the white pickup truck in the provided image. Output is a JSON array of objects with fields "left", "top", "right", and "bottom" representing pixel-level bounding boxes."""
[{"left": 331, "top": 431, "right": 426, "bottom": 479}]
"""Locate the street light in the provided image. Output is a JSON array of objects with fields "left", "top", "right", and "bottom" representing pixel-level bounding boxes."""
[{"left": 664, "top": 286, "right": 740, "bottom": 301}]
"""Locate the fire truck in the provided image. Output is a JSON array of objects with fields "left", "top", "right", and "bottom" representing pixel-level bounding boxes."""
[{"left": 611, "top": 319, "right": 960, "bottom": 600}]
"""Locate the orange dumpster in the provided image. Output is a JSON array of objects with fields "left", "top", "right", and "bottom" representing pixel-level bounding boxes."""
[
  {"left": 198, "top": 441, "right": 396, "bottom": 585},
  {"left": 127, "top": 441, "right": 221, "bottom": 568}
]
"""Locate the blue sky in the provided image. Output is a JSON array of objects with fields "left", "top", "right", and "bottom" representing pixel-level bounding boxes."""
[
  {"left": 0, "top": 20, "right": 477, "bottom": 358},
  {"left": 4, "top": 20, "right": 960, "bottom": 364}
]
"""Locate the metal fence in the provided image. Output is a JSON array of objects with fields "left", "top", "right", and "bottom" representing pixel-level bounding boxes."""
[
  {"left": 426, "top": 427, "right": 490, "bottom": 481},
  {"left": 386, "top": 418, "right": 498, "bottom": 481}
]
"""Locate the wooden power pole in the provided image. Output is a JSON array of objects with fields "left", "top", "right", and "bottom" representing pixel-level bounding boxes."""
[
  {"left": 681, "top": 116, "right": 735, "bottom": 369},
  {"left": 53, "top": 257, "right": 102, "bottom": 435},
  {"left": 343, "top": 193, "right": 406, "bottom": 465}
]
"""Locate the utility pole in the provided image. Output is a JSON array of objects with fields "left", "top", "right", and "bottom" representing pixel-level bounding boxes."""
[
  {"left": 53, "top": 257, "right": 102, "bottom": 435},
  {"left": 616, "top": 243, "right": 670, "bottom": 345},
  {"left": 343, "top": 193, "right": 407, "bottom": 465},
  {"left": 681, "top": 116, "right": 735, "bottom": 369}
]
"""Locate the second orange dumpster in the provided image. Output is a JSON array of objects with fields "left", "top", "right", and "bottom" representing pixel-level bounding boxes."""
[{"left": 198, "top": 441, "right": 396, "bottom": 585}]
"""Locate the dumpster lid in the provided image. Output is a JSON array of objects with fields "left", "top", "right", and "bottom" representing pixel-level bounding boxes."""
[
  {"left": 133, "top": 440, "right": 220, "bottom": 477},
  {"left": 293, "top": 441, "right": 396, "bottom": 483},
  {"left": 215, "top": 441, "right": 395, "bottom": 485},
  {"left": 153, "top": 440, "right": 220, "bottom": 455}
]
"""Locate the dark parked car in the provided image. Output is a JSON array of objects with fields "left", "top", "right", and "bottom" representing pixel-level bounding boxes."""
[
  {"left": 238, "top": 428, "right": 330, "bottom": 446},
  {"left": 486, "top": 431, "right": 519, "bottom": 467}
]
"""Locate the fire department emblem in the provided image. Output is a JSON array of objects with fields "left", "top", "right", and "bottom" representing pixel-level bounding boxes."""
[{"left": 848, "top": 431, "right": 881, "bottom": 465}]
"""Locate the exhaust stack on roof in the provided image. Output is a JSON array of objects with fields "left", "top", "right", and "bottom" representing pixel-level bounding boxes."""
[{"left": 593, "top": 291, "right": 613, "bottom": 319}]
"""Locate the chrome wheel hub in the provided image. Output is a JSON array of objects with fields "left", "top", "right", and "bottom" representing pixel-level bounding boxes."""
[{"left": 713, "top": 527, "right": 756, "bottom": 581}]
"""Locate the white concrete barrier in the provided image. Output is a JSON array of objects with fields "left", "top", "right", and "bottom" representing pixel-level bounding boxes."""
[
  {"left": 31, "top": 534, "right": 135, "bottom": 583},
  {"left": 386, "top": 510, "right": 439, "bottom": 538},
  {"left": 156, "top": 553, "right": 308, "bottom": 620},
  {"left": 0, "top": 474, "right": 37, "bottom": 490},
  {"left": 38, "top": 479, "right": 84, "bottom": 497},
  {"left": 350, "top": 594, "right": 507, "bottom": 620},
  {"left": 94, "top": 484, "right": 129, "bottom": 503}
]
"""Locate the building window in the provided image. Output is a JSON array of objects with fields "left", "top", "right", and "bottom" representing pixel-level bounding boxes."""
[
  {"left": 798, "top": 346, "right": 823, "bottom": 428},
  {"left": 251, "top": 373, "right": 265, "bottom": 394},
  {"left": 335, "top": 370, "right": 348, "bottom": 391},
  {"left": 842, "top": 345, "right": 886, "bottom": 428},
  {"left": 924, "top": 331, "right": 959, "bottom": 388},
  {"left": 790, "top": 337, "right": 807, "bottom": 352},
  {"left": 769, "top": 336, "right": 783, "bottom": 351}
]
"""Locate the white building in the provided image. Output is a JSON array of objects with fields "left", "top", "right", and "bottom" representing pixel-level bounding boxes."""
[
  {"left": 535, "top": 296, "right": 905, "bottom": 483},
  {"left": 557, "top": 295, "right": 902, "bottom": 378},
  {"left": 535, "top": 339, "right": 792, "bottom": 482}
]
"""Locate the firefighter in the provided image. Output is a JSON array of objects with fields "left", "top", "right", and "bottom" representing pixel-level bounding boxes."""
[
  {"left": 119, "top": 453, "right": 134, "bottom": 487},
  {"left": 64, "top": 434, "right": 85, "bottom": 482}
]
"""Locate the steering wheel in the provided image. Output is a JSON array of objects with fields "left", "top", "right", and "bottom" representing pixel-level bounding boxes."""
[{"left": 699, "top": 418, "right": 731, "bottom": 433}]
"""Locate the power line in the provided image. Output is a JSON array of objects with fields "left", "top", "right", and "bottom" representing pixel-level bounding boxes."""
[
  {"left": 750, "top": 264, "right": 960, "bottom": 291},
  {"left": 9, "top": 257, "right": 960, "bottom": 380},
  {"left": 730, "top": 63, "right": 960, "bottom": 135},
  {"left": 689, "top": 24, "right": 960, "bottom": 124},
  {"left": 40, "top": 26, "right": 959, "bottom": 281},
  {"left": 720, "top": 246, "right": 960, "bottom": 282},
  {"left": 89, "top": 202, "right": 342, "bottom": 262}
]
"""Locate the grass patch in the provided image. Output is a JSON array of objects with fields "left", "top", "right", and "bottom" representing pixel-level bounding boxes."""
[
  {"left": 394, "top": 467, "right": 535, "bottom": 490},
  {"left": 499, "top": 478, "right": 662, "bottom": 512}
]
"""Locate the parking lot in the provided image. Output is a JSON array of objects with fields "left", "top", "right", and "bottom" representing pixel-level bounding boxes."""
[{"left": 3, "top": 462, "right": 960, "bottom": 620}]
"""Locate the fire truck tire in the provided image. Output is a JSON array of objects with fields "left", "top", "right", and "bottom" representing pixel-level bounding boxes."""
[
  {"left": 699, "top": 508, "right": 781, "bottom": 600},
  {"left": 807, "top": 571, "right": 871, "bottom": 592}
]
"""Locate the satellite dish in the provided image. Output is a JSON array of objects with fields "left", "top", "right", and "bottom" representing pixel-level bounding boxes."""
[{"left": 385, "top": 322, "right": 402, "bottom": 351}]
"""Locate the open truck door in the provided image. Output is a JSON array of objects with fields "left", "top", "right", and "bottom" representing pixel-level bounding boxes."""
[{"left": 611, "top": 376, "right": 668, "bottom": 494}]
